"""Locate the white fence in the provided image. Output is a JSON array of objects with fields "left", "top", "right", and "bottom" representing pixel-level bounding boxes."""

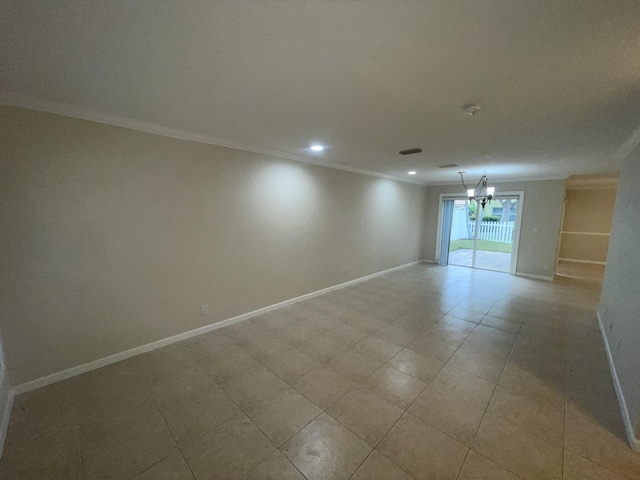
[{"left": 468, "top": 221, "right": 514, "bottom": 243}]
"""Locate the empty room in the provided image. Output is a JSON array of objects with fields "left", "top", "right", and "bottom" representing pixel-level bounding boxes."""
[{"left": 1, "top": 1, "right": 640, "bottom": 479}]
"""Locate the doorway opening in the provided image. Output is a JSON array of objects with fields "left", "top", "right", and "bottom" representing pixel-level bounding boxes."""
[
  {"left": 554, "top": 175, "right": 617, "bottom": 284},
  {"left": 437, "top": 193, "right": 524, "bottom": 274}
]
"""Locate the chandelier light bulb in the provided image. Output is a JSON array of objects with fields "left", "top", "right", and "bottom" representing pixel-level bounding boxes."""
[{"left": 460, "top": 172, "right": 495, "bottom": 209}]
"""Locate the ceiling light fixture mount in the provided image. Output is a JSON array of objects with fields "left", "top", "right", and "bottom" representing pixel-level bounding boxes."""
[
  {"left": 459, "top": 171, "right": 495, "bottom": 208},
  {"left": 463, "top": 104, "right": 482, "bottom": 116}
]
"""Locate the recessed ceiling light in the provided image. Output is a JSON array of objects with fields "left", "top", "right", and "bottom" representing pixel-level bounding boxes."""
[
  {"left": 310, "top": 145, "right": 324, "bottom": 152},
  {"left": 408, "top": 171, "right": 417, "bottom": 175}
]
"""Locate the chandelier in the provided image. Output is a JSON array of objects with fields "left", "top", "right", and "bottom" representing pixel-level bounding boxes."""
[{"left": 459, "top": 172, "right": 495, "bottom": 209}]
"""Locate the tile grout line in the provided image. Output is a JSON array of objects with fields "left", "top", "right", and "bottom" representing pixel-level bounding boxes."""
[
  {"left": 328, "top": 306, "right": 459, "bottom": 479},
  {"left": 218, "top": 307, "right": 381, "bottom": 476},
  {"left": 271, "top": 304, "right": 431, "bottom": 478},
  {"left": 374, "top": 303, "right": 494, "bottom": 428},
  {"left": 361, "top": 297, "right": 515, "bottom": 477},
  {"left": 240, "top": 410, "right": 308, "bottom": 480},
  {"left": 406, "top": 310, "right": 498, "bottom": 479},
  {"left": 275, "top": 301, "right": 413, "bottom": 477},
  {"left": 3, "top": 266, "right": 610, "bottom": 480},
  {"left": 198, "top": 336, "right": 316, "bottom": 478},
  {"left": 305, "top": 288, "right": 556, "bottom": 479},
  {"left": 345, "top": 449, "right": 377, "bottom": 480},
  {"left": 454, "top": 314, "right": 522, "bottom": 480},
  {"left": 246, "top": 304, "right": 419, "bottom": 478},
  {"left": 120, "top": 361, "right": 198, "bottom": 480},
  {"left": 450, "top": 315, "right": 484, "bottom": 480},
  {"left": 79, "top": 442, "right": 87, "bottom": 480},
  {"left": 186, "top": 343, "right": 309, "bottom": 476},
  {"left": 367, "top": 314, "right": 477, "bottom": 478}
]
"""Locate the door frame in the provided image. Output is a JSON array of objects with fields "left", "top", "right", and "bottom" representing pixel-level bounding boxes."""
[{"left": 435, "top": 191, "right": 525, "bottom": 275}]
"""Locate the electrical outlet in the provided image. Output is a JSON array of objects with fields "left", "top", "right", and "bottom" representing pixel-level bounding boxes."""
[
  {"left": 543, "top": 264, "right": 549, "bottom": 271},
  {"left": 201, "top": 304, "right": 209, "bottom": 316}
]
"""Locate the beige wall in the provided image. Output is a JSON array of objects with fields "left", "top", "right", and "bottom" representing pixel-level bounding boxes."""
[
  {"left": 558, "top": 234, "right": 609, "bottom": 263},
  {"left": 0, "top": 106, "right": 427, "bottom": 386},
  {"left": 423, "top": 180, "right": 565, "bottom": 277},
  {"left": 563, "top": 188, "right": 617, "bottom": 233},
  {"left": 599, "top": 145, "right": 640, "bottom": 442},
  {"left": 558, "top": 187, "right": 616, "bottom": 264}
]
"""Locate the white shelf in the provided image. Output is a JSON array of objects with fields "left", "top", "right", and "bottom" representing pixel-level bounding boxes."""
[
  {"left": 561, "top": 231, "right": 610, "bottom": 236},
  {"left": 557, "top": 257, "right": 606, "bottom": 265}
]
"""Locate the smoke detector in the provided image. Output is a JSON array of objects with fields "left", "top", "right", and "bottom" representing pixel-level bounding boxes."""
[{"left": 463, "top": 105, "right": 481, "bottom": 116}]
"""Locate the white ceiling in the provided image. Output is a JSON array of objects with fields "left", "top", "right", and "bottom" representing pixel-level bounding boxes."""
[{"left": 2, "top": 1, "right": 640, "bottom": 185}]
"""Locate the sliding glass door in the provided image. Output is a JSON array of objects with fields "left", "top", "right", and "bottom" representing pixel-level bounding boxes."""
[{"left": 441, "top": 195, "right": 521, "bottom": 273}]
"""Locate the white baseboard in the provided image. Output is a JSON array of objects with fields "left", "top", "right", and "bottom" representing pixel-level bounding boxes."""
[
  {"left": 597, "top": 311, "right": 640, "bottom": 452},
  {"left": 514, "top": 272, "right": 554, "bottom": 282},
  {"left": 0, "top": 385, "right": 14, "bottom": 460},
  {"left": 14, "top": 260, "right": 424, "bottom": 395}
]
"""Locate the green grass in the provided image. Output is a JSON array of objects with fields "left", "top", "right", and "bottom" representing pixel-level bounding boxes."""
[{"left": 450, "top": 239, "right": 512, "bottom": 254}]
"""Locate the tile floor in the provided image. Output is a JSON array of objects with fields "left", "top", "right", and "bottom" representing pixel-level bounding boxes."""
[
  {"left": 448, "top": 249, "right": 511, "bottom": 273},
  {"left": 2, "top": 264, "right": 639, "bottom": 480}
]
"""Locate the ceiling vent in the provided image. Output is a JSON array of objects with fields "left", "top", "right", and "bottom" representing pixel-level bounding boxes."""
[
  {"left": 438, "top": 163, "right": 458, "bottom": 169},
  {"left": 399, "top": 148, "right": 422, "bottom": 155}
]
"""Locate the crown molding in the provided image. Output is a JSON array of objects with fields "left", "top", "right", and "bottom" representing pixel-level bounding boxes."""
[
  {"left": 426, "top": 174, "right": 569, "bottom": 187},
  {"left": 0, "top": 90, "right": 426, "bottom": 186}
]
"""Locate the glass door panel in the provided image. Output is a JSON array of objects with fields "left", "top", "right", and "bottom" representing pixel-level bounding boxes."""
[
  {"left": 473, "top": 196, "right": 519, "bottom": 273},
  {"left": 447, "top": 199, "right": 476, "bottom": 267}
]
